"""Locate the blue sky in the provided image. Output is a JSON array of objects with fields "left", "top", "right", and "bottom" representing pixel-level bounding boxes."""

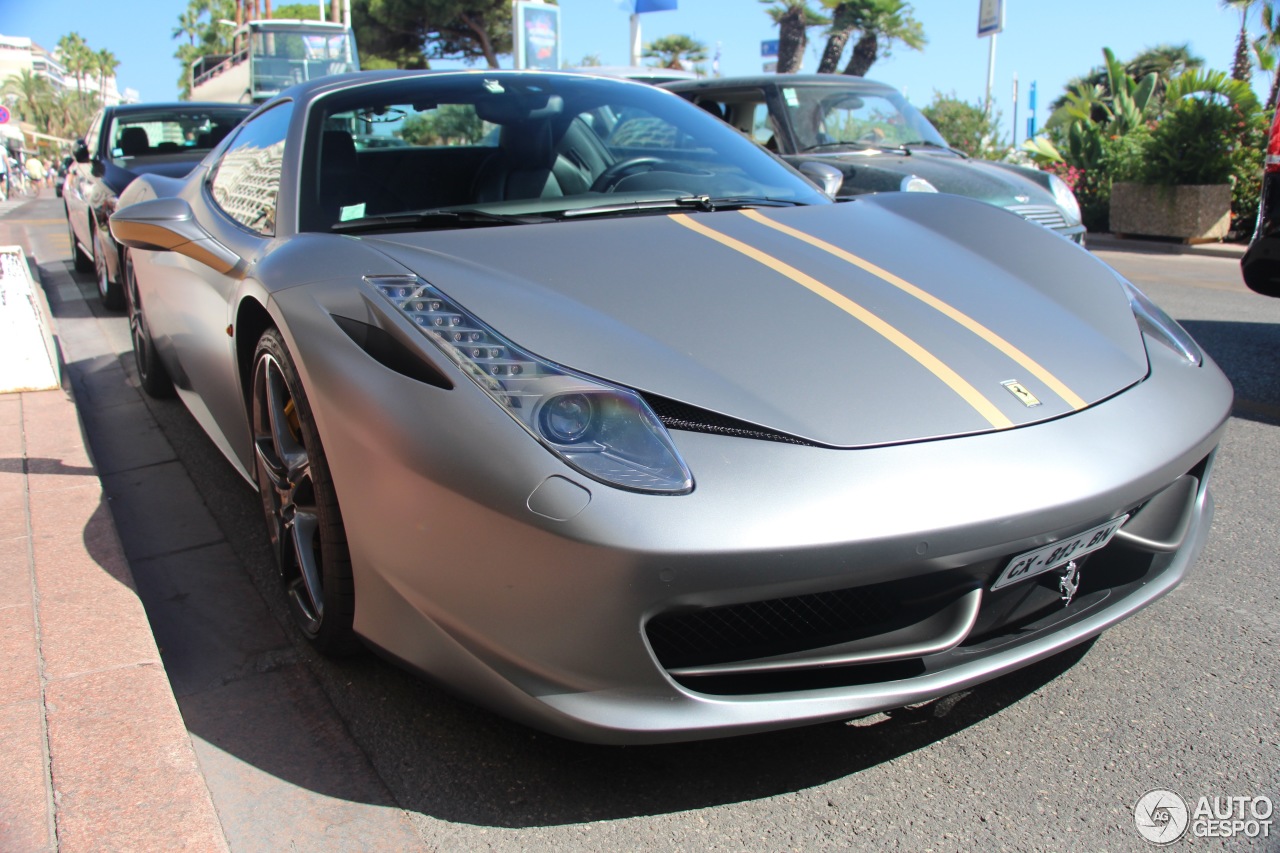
[{"left": 1, "top": 0, "right": 1271, "bottom": 144}]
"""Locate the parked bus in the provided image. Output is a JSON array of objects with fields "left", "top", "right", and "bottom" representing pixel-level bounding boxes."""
[{"left": 190, "top": 19, "right": 359, "bottom": 104}]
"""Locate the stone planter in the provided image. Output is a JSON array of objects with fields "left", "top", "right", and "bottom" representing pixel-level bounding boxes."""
[{"left": 1108, "top": 182, "right": 1231, "bottom": 243}]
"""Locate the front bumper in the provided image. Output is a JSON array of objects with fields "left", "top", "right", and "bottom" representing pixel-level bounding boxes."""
[{"left": 282, "top": 289, "right": 1232, "bottom": 744}]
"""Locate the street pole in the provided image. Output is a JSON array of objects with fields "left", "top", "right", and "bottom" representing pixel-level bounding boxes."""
[
  {"left": 1012, "top": 72, "right": 1018, "bottom": 148},
  {"left": 630, "top": 14, "right": 642, "bottom": 66},
  {"left": 984, "top": 32, "right": 997, "bottom": 119}
]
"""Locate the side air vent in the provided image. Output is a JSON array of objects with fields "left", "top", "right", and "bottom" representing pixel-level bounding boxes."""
[
  {"left": 331, "top": 314, "right": 453, "bottom": 389},
  {"left": 642, "top": 393, "right": 818, "bottom": 446}
]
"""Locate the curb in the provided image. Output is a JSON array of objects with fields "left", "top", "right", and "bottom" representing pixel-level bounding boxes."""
[
  {"left": 1086, "top": 232, "right": 1248, "bottom": 261},
  {"left": 0, "top": 249, "right": 229, "bottom": 851}
]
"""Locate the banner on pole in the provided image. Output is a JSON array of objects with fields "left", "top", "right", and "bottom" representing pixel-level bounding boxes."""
[
  {"left": 513, "top": 1, "right": 561, "bottom": 70},
  {"left": 978, "top": 0, "right": 1004, "bottom": 37}
]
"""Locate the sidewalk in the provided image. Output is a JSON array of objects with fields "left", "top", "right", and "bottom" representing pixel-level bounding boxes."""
[
  {"left": 1086, "top": 231, "right": 1248, "bottom": 260},
  {"left": 0, "top": 217, "right": 228, "bottom": 851}
]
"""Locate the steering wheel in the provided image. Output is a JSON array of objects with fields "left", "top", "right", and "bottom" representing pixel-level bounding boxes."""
[{"left": 590, "top": 157, "right": 664, "bottom": 192}]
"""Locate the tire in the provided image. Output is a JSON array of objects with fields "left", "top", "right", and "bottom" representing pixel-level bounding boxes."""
[
  {"left": 94, "top": 224, "right": 125, "bottom": 310},
  {"left": 124, "top": 250, "right": 174, "bottom": 399},
  {"left": 67, "top": 207, "right": 92, "bottom": 273},
  {"left": 251, "top": 328, "right": 359, "bottom": 654}
]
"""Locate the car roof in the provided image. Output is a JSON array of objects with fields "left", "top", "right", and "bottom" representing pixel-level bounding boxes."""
[
  {"left": 664, "top": 73, "right": 902, "bottom": 97},
  {"left": 105, "top": 102, "right": 254, "bottom": 114}
]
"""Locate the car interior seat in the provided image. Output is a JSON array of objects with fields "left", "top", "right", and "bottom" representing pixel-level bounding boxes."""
[{"left": 119, "top": 127, "right": 150, "bottom": 156}]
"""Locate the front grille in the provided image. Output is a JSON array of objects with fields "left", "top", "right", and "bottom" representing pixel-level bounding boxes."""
[
  {"left": 645, "top": 573, "right": 973, "bottom": 671},
  {"left": 1006, "top": 203, "right": 1069, "bottom": 231}
]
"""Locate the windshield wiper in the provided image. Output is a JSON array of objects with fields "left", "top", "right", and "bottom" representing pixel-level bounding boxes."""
[
  {"left": 331, "top": 208, "right": 548, "bottom": 233},
  {"left": 558, "top": 195, "right": 805, "bottom": 219}
]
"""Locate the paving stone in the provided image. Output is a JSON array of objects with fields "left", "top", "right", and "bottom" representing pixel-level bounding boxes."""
[
  {"left": 130, "top": 542, "right": 290, "bottom": 699},
  {"left": 99, "top": 462, "right": 225, "bottom": 563},
  {"left": 44, "top": 666, "right": 228, "bottom": 853},
  {"left": 0, "top": 701, "right": 53, "bottom": 853}
]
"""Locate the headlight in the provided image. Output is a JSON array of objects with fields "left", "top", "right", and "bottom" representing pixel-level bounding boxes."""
[
  {"left": 1048, "top": 172, "right": 1082, "bottom": 225},
  {"left": 1118, "top": 275, "right": 1202, "bottom": 366},
  {"left": 370, "top": 275, "right": 693, "bottom": 494},
  {"left": 900, "top": 175, "right": 938, "bottom": 193}
]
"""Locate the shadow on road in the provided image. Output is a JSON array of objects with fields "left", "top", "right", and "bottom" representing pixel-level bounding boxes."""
[{"left": 1179, "top": 319, "right": 1280, "bottom": 426}]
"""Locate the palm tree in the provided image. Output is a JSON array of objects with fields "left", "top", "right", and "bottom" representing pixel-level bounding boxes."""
[
  {"left": 2, "top": 69, "right": 54, "bottom": 128},
  {"left": 95, "top": 49, "right": 120, "bottom": 105},
  {"left": 761, "top": 0, "right": 828, "bottom": 74},
  {"left": 172, "top": 7, "right": 202, "bottom": 46},
  {"left": 643, "top": 34, "right": 708, "bottom": 71},
  {"left": 839, "top": 0, "right": 925, "bottom": 77},
  {"left": 1254, "top": 1, "right": 1280, "bottom": 108},
  {"left": 1222, "top": 0, "right": 1259, "bottom": 81},
  {"left": 56, "top": 32, "right": 93, "bottom": 108}
]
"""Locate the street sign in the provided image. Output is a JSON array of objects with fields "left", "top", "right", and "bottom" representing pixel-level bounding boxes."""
[
  {"left": 761, "top": 39, "right": 779, "bottom": 58},
  {"left": 0, "top": 106, "right": 9, "bottom": 124},
  {"left": 978, "top": 0, "right": 1004, "bottom": 37}
]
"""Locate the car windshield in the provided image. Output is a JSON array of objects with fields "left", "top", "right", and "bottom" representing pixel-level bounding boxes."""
[
  {"left": 299, "top": 73, "right": 829, "bottom": 232},
  {"left": 780, "top": 84, "right": 949, "bottom": 152},
  {"left": 107, "top": 108, "right": 249, "bottom": 164}
]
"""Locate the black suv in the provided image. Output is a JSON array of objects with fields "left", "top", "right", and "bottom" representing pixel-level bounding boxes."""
[{"left": 63, "top": 102, "right": 252, "bottom": 308}]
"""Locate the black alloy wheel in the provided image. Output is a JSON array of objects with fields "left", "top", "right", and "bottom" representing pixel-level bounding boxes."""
[
  {"left": 123, "top": 250, "right": 174, "bottom": 399},
  {"left": 94, "top": 224, "right": 125, "bottom": 310},
  {"left": 251, "top": 328, "right": 358, "bottom": 654},
  {"left": 67, "top": 208, "right": 92, "bottom": 273}
]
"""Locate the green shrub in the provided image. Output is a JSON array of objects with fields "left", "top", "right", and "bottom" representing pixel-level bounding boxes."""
[{"left": 1141, "top": 98, "right": 1238, "bottom": 185}]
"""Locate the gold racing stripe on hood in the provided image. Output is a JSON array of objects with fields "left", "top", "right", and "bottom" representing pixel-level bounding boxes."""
[
  {"left": 739, "top": 208, "right": 1087, "bottom": 411},
  {"left": 669, "top": 213, "right": 1014, "bottom": 430}
]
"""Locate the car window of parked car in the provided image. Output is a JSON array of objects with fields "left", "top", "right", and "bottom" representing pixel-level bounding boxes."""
[
  {"left": 85, "top": 110, "right": 104, "bottom": 158},
  {"left": 297, "top": 74, "right": 827, "bottom": 233},
  {"left": 108, "top": 108, "right": 249, "bottom": 164},
  {"left": 780, "top": 85, "right": 948, "bottom": 152},
  {"left": 210, "top": 101, "right": 293, "bottom": 236}
]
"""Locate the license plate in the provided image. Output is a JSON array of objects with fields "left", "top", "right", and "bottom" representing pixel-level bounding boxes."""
[{"left": 991, "top": 515, "right": 1129, "bottom": 591}]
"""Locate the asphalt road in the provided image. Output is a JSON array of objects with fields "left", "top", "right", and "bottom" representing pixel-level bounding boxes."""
[{"left": 12, "top": 194, "right": 1280, "bottom": 851}]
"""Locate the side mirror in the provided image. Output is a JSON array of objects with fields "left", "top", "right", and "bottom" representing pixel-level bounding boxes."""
[
  {"left": 109, "top": 197, "right": 242, "bottom": 276},
  {"left": 73, "top": 139, "right": 90, "bottom": 163},
  {"left": 796, "top": 161, "right": 844, "bottom": 199}
]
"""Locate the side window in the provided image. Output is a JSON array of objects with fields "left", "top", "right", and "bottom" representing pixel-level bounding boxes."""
[
  {"left": 749, "top": 102, "right": 776, "bottom": 149},
  {"left": 210, "top": 103, "right": 291, "bottom": 235},
  {"left": 85, "top": 111, "right": 104, "bottom": 157}
]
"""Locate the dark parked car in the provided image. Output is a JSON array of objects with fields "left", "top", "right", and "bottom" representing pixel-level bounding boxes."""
[
  {"left": 1241, "top": 105, "right": 1280, "bottom": 296},
  {"left": 63, "top": 102, "right": 252, "bottom": 308},
  {"left": 665, "top": 74, "right": 1086, "bottom": 243},
  {"left": 109, "top": 70, "right": 1227, "bottom": 744}
]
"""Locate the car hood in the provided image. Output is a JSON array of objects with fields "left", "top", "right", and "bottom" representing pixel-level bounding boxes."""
[
  {"left": 802, "top": 149, "right": 1057, "bottom": 209},
  {"left": 359, "top": 194, "right": 1147, "bottom": 448}
]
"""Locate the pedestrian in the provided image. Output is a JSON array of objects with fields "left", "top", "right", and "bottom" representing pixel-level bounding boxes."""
[
  {"left": 0, "top": 148, "right": 8, "bottom": 201},
  {"left": 25, "top": 155, "right": 45, "bottom": 193}
]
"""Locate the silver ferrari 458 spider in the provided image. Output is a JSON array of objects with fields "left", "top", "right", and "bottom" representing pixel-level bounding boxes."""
[{"left": 110, "top": 70, "right": 1231, "bottom": 744}]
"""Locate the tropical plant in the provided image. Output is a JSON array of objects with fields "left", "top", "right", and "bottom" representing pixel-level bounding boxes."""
[
  {"left": 1222, "top": 0, "right": 1259, "bottom": 81},
  {"left": 95, "top": 49, "right": 120, "bottom": 103},
  {"left": 2, "top": 69, "right": 54, "bottom": 128},
  {"left": 920, "top": 91, "right": 1003, "bottom": 157},
  {"left": 351, "top": 0, "right": 518, "bottom": 70},
  {"left": 1049, "top": 44, "right": 1204, "bottom": 115},
  {"left": 643, "top": 34, "right": 708, "bottom": 71},
  {"left": 815, "top": 0, "right": 925, "bottom": 77},
  {"left": 761, "top": 0, "right": 828, "bottom": 74},
  {"left": 56, "top": 33, "right": 94, "bottom": 108},
  {"left": 1253, "top": 1, "right": 1280, "bottom": 108}
]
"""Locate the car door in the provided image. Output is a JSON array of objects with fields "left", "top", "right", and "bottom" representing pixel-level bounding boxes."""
[
  {"left": 143, "top": 101, "right": 293, "bottom": 476},
  {"left": 66, "top": 109, "right": 104, "bottom": 252}
]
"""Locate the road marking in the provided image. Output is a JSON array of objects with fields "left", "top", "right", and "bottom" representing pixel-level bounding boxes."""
[
  {"left": 740, "top": 208, "right": 1087, "bottom": 410},
  {"left": 669, "top": 213, "right": 1013, "bottom": 430}
]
